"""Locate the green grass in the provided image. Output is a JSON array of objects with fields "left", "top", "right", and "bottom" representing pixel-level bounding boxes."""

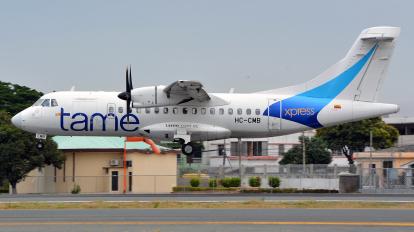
[{"left": 0, "top": 200, "right": 413, "bottom": 210}]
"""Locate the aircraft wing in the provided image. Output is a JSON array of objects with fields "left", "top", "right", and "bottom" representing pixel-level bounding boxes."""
[{"left": 164, "top": 80, "right": 211, "bottom": 102}]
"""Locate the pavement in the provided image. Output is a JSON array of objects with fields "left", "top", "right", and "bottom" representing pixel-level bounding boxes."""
[
  {"left": 1, "top": 193, "right": 414, "bottom": 231},
  {"left": 0, "top": 208, "right": 413, "bottom": 232}
]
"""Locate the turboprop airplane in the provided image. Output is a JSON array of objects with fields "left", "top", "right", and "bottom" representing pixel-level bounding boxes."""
[{"left": 12, "top": 26, "right": 401, "bottom": 155}]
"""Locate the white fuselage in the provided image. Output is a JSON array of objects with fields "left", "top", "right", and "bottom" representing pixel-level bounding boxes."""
[{"left": 12, "top": 90, "right": 399, "bottom": 143}]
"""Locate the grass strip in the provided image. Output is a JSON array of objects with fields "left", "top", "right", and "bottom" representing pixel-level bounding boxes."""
[{"left": 1, "top": 200, "right": 414, "bottom": 210}]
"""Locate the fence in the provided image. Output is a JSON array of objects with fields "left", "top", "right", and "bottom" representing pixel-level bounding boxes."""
[
  {"left": 360, "top": 168, "right": 414, "bottom": 193},
  {"left": 178, "top": 164, "right": 349, "bottom": 190}
]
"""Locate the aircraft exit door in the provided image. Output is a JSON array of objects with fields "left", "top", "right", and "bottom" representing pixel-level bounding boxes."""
[{"left": 267, "top": 99, "right": 282, "bottom": 130}]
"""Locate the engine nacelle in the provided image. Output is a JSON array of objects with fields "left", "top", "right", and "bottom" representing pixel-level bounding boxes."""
[{"left": 131, "top": 85, "right": 170, "bottom": 108}]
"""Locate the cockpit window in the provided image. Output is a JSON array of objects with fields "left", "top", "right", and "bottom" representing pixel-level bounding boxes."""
[
  {"left": 51, "top": 99, "right": 58, "bottom": 107},
  {"left": 41, "top": 99, "right": 50, "bottom": 107},
  {"left": 33, "top": 98, "right": 44, "bottom": 106}
]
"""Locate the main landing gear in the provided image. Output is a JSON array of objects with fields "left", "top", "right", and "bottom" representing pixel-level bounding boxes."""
[{"left": 173, "top": 138, "right": 195, "bottom": 155}]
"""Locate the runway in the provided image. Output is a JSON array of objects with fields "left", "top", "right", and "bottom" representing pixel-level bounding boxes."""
[{"left": 0, "top": 208, "right": 413, "bottom": 232}]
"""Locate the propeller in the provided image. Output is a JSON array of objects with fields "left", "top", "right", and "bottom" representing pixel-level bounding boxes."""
[{"left": 117, "top": 66, "right": 133, "bottom": 122}]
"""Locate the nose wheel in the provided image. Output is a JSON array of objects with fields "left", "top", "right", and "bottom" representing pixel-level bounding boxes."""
[
  {"left": 36, "top": 141, "right": 44, "bottom": 150},
  {"left": 35, "top": 133, "right": 47, "bottom": 150}
]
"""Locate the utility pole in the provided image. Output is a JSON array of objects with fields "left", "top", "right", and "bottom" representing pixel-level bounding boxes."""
[
  {"left": 302, "top": 131, "right": 306, "bottom": 176},
  {"left": 369, "top": 130, "right": 373, "bottom": 185},
  {"left": 238, "top": 138, "right": 242, "bottom": 180}
]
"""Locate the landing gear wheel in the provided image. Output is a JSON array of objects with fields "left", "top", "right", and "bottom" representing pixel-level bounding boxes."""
[
  {"left": 36, "top": 141, "right": 44, "bottom": 150},
  {"left": 181, "top": 143, "right": 194, "bottom": 155}
]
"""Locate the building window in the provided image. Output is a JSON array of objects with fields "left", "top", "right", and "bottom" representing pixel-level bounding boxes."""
[
  {"left": 218, "top": 144, "right": 225, "bottom": 156},
  {"left": 278, "top": 144, "right": 285, "bottom": 155},
  {"left": 163, "top": 107, "right": 169, "bottom": 114},
  {"left": 210, "top": 108, "right": 215, "bottom": 115},
  {"left": 201, "top": 108, "right": 206, "bottom": 115},
  {"left": 246, "top": 108, "right": 251, "bottom": 115}
]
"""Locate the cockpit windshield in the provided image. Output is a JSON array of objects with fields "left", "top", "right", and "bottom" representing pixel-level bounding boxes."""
[
  {"left": 32, "top": 98, "right": 58, "bottom": 107},
  {"left": 33, "top": 98, "right": 44, "bottom": 106}
]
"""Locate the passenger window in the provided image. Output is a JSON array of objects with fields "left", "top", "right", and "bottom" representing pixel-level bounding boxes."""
[
  {"left": 228, "top": 108, "right": 233, "bottom": 115},
  {"left": 219, "top": 108, "right": 224, "bottom": 115},
  {"left": 201, "top": 108, "right": 206, "bottom": 115},
  {"left": 237, "top": 108, "right": 242, "bottom": 115},
  {"left": 246, "top": 108, "right": 252, "bottom": 115},
  {"left": 118, "top": 107, "right": 123, "bottom": 114},
  {"left": 192, "top": 108, "right": 197, "bottom": 114},
  {"left": 41, "top": 99, "right": 50, "bottom": 107},
  {"left": 51, "top": 99, "right": 58, "bottom": 107},
  {"left": 173, "top": 107, "right": 178, "bottom": 114},
  {"left": 210, "top": 108, "right": 215, "bottom": 115},
  {"left": 145, "top": 108, "right": 151, "bottom": 114},
  {"left": 255, "top": 109, "right": 260, "bottom": 115},
  {"left": 154, "top": 107, "right": 160, "bottom": 114},
  {"left": 108, "top": 106, "right": 115, "bottom": 114},
  {"left": 163, "top": 107, "right": 169, "bottom": 114},
  {"left": 136, "top": 108, "right": 141, "bottom": 113},
  {"left": 183, "top": 108, "right": 188, "bottom": 114}
]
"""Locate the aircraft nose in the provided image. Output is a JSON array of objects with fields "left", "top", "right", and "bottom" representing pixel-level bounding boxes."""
[{"left": 11, "top": 113, "right": 23, "bottom": 129}]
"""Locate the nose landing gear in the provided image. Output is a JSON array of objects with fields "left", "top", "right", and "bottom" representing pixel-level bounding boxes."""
[
  {"left": 36, "top": 141, "right": 44, "bottom": 150},
  {"left": 35, "top": 133, "right": 47, "bottom": 150}
]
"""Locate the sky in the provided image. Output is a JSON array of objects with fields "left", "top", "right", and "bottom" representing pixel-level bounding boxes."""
[{"left": 1, "top": 0, "right": 413, "bottom": 115}]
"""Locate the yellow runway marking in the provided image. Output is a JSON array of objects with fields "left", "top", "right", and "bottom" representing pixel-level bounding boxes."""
[{"left": 0, "top": 221, "right": 414, "bottom": 227}]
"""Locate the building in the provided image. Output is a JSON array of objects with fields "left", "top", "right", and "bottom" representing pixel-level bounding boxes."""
[
  {"left": 16, "top": 136, "right": 179, "bottom": 194},
  {"left": 204, "top": 130, "right": 316, "bottom": 167},
  {"left": 354, "top": 146, "right": 414, "bottom": 170},
  {"left": 383, "top": 116, "right": 414, "bottom": 146}
]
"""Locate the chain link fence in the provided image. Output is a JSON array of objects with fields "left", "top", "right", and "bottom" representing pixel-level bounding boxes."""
[{"left": 360, "top": 168, "right": 414, "bottom": 193}]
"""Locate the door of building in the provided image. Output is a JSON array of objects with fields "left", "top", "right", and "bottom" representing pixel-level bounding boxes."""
[{"left": 111, "top": 171, "right": 118, "bottom": 191}]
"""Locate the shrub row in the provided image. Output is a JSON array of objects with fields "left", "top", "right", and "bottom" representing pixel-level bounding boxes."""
[
  {"left": 240, "top": 188, "right": 339, "bottom": 193},
  {"left": 173, "top": 186, "right": 338, "bottom": 193}
]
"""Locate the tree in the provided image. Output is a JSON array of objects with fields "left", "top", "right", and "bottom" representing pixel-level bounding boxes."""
[
  {"left": 0, "top": 111, "right": 65, "bottom": 194},
  {"left": 280, "top": 136, "right": 331, "bottom": 165},
  {"left": 316, "top": 117, "right": 399, "bottom": 153},
  {"left": 0, "top": 81, "right": 42, "bottom": 115},
  {"left": 0, "top": 82, "right": 63, "bottom": 194}
]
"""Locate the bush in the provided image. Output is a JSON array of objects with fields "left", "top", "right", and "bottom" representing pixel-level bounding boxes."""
[
  {"left": 209, "top": 178, "right": 218, "bottom": 188},
  {"left": 190, "top": 178, "right": 200, "bottom": 187},
  {"left": 249, "top": 176, "right": 261, "bottom": 187},
  {"left": 268, "top": 176, "right": 281, "bottom": 188},
  {"left": 71, "top": 184, "right": 81, "bottom": 194},
  {"left": 172, "top": 186, "right": 239, "bottom": 192},
  {"left": 220, "top": 177, "right": 241, "bottom": 187}
]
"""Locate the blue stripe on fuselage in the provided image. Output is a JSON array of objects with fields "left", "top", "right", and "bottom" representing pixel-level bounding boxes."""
[{"left": 264, "top": 44, "right": 378, "bottom": 128}]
